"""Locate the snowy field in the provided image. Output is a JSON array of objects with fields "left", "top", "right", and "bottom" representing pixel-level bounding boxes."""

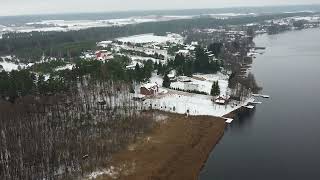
[
  {"left": 170, "top": 73, "right": 230, "bottom": 96},
  {"left": 143, "top": 92, "right": 254, "bottom": 117},
  {"left": 116, "top": 33, "right": 184, "bottom": 44},
  {"left": 267, "top": 15, "right": 320, "bottom": 25},
  {"left": 55, "top": 64, "right": 75, "bottom": 71},
  {"left": 149, "top": 74, "right": 164, "bottom": 86},
  {"left": 3, "top": 14, "right": 250, "bottom": 34},
  {"left": 138, "top": 73, "right": 254, "bottom": 117},
  {"left": 0, "top": 61, "right": 24, "bottom": 71},
  {"left": 0, "top": 60, "right": 32, "bottom": 72},
  {"left": 0, "top": 16, "right": 193, "bottom": 34},
  {"left": 208, "top": 13, "right": 256, "bottom": 18},
  {"left": 290, "top": 16, "right": 320, "bottom": 22},
  {"left": 130, "top": 56, "right": 163, "bottom": 64}
]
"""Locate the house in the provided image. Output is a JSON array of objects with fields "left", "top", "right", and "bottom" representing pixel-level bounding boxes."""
[
  {"left": 96, "top": 50, "right": 113, "bottom": 61},
  {"left": 176, "top": 49, "right": 190, "bottom": 56},
  {"left": 97, "top": 40, "right": 113, "bottom": 48},
  {"left": 191, "top": 41, "right": 199, "bottom": 46},
  {"left": 214, "top": 96, "right": 229, "bottom": 105},
  {"left": 140, "top": 83, "right": 159, "bottom": 96}
]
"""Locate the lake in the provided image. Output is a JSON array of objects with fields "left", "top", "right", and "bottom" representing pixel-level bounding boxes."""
[{"left": 200, "top": 28, "right": 320, "bottom": 180}]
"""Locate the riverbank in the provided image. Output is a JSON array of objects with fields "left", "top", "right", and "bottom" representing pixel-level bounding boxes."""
[
  {"left": 200, "top": 28, "right": 320, "bottom": 180},
  {"left": 89, "top": 111, "right": 225, "bottom": 180}
]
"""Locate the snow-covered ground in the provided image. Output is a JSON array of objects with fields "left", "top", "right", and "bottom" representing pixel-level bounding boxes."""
[
  {"left": 87, "top": 166, "right": 118, "bottom": 179},
  {"left": 268, "top": 15, "right": 320, "bottom": 26},
  {"left": 130, "top": 56, "right": 163, "bottom": 64},
  {"left": 208, "top": 13, "right": 256, "bottom": 18},
  {"left": 55, "top": 64, "right": 75, "bottom": 71},
  {"left": 170, "top": 73, "right": 230, "bottom": 96},
  {"left": 0, "top": 61, "right": 32, "bottom": 72},
  {"left": 0, "top": 61, "right": 23, "bottom": 71},
  {"left": 126, "top": 60, "right": 144, "bottom": 69},
  {"left": 0, "top": 13, "right": 247, "bottom": 35},
  {"left": 116, "top": 33, "right": 184, "bottom": 44},
  {"left": 290, "top": 16, "right": 320, "bottom": 23},
  {"left": 137, "top": 72, "right": 254, "bottom": 117},
  {"left": 149, "top": 73, "right": 163, "bottom": 86},
  {"left": 143, "top": 92, "right": 254, "bottom": 117},
  {"left": 0, "top": 16, "right": 193, "bottom": 34}
]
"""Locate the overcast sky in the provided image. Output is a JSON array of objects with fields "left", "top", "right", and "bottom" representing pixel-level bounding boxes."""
[{"left": 0, "top": 0, "right": 319, "bottom": 16}]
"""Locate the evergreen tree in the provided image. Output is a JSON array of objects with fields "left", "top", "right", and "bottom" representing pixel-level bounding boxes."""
[
  {"left": 211, "top": 82, "right": 216, "bottom": 96},
  {"left": 134, "top": 63, "right": 142, "bottom": 82},
  {"left": 216, "top": 81, "right": 220, "bottom": 96},
  {"left": 211, "top": 81, "right": 220, "bottom": 96},
  {"left": 183, "top": 60, "right": 193, "bottom": 77},
  {"left": 208, "top": 43, "right": 223, "bottom": 58},
  {"left": 143, "top": 60, "right": 154, "bottom": 80},
  {"left": 162, "top": 74, "right": 171, "bottom": 88}
]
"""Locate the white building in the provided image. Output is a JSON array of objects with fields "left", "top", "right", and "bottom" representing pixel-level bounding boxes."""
[{"left": 176, "top": 49, "right": 190, "bottom": 56}]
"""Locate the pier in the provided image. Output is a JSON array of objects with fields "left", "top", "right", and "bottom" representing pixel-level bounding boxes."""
[
  {"left": 252, "top": 94, "right": 270, "bottom": 98},
  {"left": 223, "top": 118, "right": 234, "bottom": 124}
]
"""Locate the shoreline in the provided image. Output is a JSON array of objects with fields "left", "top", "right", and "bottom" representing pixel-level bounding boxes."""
[{"left": 91, "top": 111, "right": 226, "bottom": 180}]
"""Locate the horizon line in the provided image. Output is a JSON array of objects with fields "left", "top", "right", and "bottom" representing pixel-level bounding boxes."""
[{"left": 0, "top": 3, "right": 320, "bottom": 18}]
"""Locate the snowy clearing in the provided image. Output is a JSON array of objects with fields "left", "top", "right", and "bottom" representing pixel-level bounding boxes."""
[
  {"left": 170, "top": 73, "right": 230, "bottom": 96},
  {"left": 143, "top": 92, "right": 254, "bottom": 117},
  {"left": 1, "top": 16, "right": 193, "bottom": 34},
  {"left": 139, "top": 72, "right": 254, "bottom": 117},
  {"left": 0, "top": 61, "right": 30, "bottom": 72},
  {"left": 130, "top": 56, "right": 162, "bottom": 64},
  {"left": 116, "top": 33, "right": 184, "bottom": 44},
  {"left": 55, "top": 64, "right": 75, "bottom": 71},
  {"left": 149, "top": 73, "right": 164, "bottom": 86}
]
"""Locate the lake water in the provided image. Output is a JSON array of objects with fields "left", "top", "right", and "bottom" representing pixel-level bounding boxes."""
[{"left": 200, "top": 28, "right": 320, "bottom": 180}]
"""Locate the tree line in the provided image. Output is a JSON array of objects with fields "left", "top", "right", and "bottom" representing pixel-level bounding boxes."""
[
  {"left": 0, "top": 55, "right": 158, "bottom": 179},
  {"left": 0, "top": 12, "right": 313, "bottom": 61},
  {"left": 0, "top": 78, "right": 154, "bottom": 180},
  {"left": 154, "top": 46, "right": 222, "bottom": 78}
]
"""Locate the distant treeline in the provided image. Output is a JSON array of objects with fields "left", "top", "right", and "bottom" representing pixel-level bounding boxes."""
[
  {"left": 0, "top": 57, "right": 153, "bottom": 102},
  {"left": 0, "top": 12, "right": 314, "bottom": 61}
]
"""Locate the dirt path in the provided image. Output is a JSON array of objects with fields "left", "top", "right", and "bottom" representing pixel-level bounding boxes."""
[{"left": 96, "top": 112, "right": 225, "bottom": 180}]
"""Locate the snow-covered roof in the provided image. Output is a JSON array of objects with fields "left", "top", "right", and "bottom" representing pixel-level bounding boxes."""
[
  {"left": 55, "top": 64, "right": 75, "bottom": 71},
  {"left": 117, "top": 33, "right": 183, "bottom": 44},
  {"left": 133, "top": 94, "right": 146, "bottom": 98},
  {"left": 185, "top": 45, "right": 196, "bottom": 51},
  {"left": 191, "top": 41, "right": 199, "bottom": 46},
  {"left": 141, "top": 83, "right": 158, "bottom": 90},
  {"left": 177, "top": 49, "right": 190, "bottom": 55}
]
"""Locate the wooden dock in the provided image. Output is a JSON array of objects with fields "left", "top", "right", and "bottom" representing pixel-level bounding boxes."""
[
  {"left": 223, "top": 118, "right": 234, "bottom": 124},
  {"left": 252, "top": 94, "right": 270, "bottom": 98},
  {"left": 250, "top": 101, "right": 262, "bottom": 104}
]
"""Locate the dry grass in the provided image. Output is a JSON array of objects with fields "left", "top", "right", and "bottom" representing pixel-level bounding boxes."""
[{"left": 97, "top": 112, "right": 225, "bottom": 180}]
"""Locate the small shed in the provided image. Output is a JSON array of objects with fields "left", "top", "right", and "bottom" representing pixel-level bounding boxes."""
[
  {"left": 140, "top": 83, "right": 159, "bottom": 96},
  {"left": 214, "top": 96, "right": 227, "bottom": 105}
]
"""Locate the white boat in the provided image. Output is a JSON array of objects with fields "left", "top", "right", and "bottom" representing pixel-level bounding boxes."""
[{"left": 244, "top": 105, "right": 255, "bottom": 109}]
